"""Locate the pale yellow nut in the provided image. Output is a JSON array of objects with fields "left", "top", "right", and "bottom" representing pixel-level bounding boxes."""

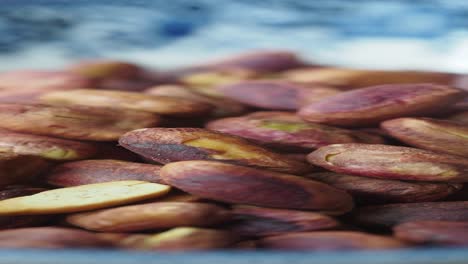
[{"left": 0, "top": 181, "right": 170, "bottom": 216}]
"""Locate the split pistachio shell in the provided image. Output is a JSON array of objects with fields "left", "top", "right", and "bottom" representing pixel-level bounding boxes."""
[
  {"left": 307, "top": 144, "right": 468, "bottom": 182},
  {"left": 0, "top": 181, "right": 170, "bottom": 215}
]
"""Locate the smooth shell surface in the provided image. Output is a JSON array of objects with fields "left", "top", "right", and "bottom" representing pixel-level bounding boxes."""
[
  {"left": 298, "top": 84, "right": 464, "bottom": 127},
  {"left": 0, "top": 181, "right": 170, "bottom": 215},
  {"left": 160, "top": 160, "right": 353, "bottom": 213},
  {"left": 307, "top": 144, "right": 468, "bottom": 182}
]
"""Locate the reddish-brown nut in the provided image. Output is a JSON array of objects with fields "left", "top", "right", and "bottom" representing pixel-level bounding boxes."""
[
  {"left": 0, "top": 187, "right": 47, "bottom": 201},
  {"left": 448, "top": 111, "right": 468, "bottom": 125},
  {"left": 0, "top": 104, "right": 160, "bottom": 141},
  {"left": 381, "top": 117, "right": 468, "bottom": 157},
  {"left": 40, "top": 89, "right": 213, "bottom": 117},
  {"left": 451, "top": 98, "right": 468, "bottom": 112},
  {"left": 352, "top": 201, "right": 468, "bottom": 228},
  {"left": 445, "top": 184, "right": 468, "bottom": 201},
  {"left": 257, "top": 231, "right": 408, "bottom": 251},
  {"left": 217, "top": 80, "right": 340, "bottom": 110},
  {"left": 128, "top": 227, "right": 240, "bottom": 251},
  {"left": 45, "top": 159, "right": 164, "bottom": 187},
  {"left": 298, "top": 84, "right": 464, "bottom": 127},
  {"left": 160, "top": 160, "right": 354, "bottom": 213},
  {"left": 119, "top": 128, "right": 311, "bottom": 174},
  {"left": 67, "top": 202, "right": 231, "bottom": 232},
  {"left": 68, "top": 60, "right": 142, "bottom": 81},
  {"left": 207, "top": 111, "right": 385, "bottom": 152},
  {"left": 393, "top": 221, "right": 468, "bottom": 246},
  {"left": 307, "top": 144, "right": 468, "bottom": 182},
  {"left": 155, "top": 192, "right": 206, "bottom": 203},
  {"left": 233, "top": 240, "right": 258, "bottom": 249},
  {"left": 93, "top": 143, "right": 140, "bottom": 161},
  {"left": 307, "top": 172, "right": 462, "bottom": 204},
  {"left": 97, "top": 233, "right": 150, "bottom": 248},
  {"left": 0, "top": 187, "right": 50, "bottom": 229},
  {"left": 282, "top": 68, "right": 455, "bottom": 89},
  {"left": 282, "top": 153, "right": 309, "bottom": 163},
  {"left": 0, "top": 227, "right": 112, "bottom": 249},
  {"left": 182, "top": 50, "right": 306, "bottom": 74},
  {"left": 96, "top": 78, "right": 156, "bottom": 92},
  {"left": 145, "top": 85, "right": 247, "bottom": 117},
  {"left": 0, "top": 152, "right": 50, "bottom": 186},
  {"left": 0, "top": 131, "right": 97, "bottom": 160},
  {"left": 228, "top": 205, "right": 339, "bottom": 237}
]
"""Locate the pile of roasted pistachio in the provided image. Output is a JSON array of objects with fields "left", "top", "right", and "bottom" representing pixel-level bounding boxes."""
[{"left": 0, "top": 51, "right": 468, "bottom": 251}]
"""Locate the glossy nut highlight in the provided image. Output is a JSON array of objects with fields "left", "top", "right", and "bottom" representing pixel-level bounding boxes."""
[
  {"left": 307, "top": 172, "right": 462, "bottom": 204},
  {"left": 40, "top": 89, "right": 213, "bottom": 117},
  {"left": 119, "top": 128, "right": 311, "bottom": 174},
  {"left": 307, "top": 144, "right": 468, "bottom": 182},
  {"left": 0, "top": 181, "right": 170, "bottom": 215},
  {"left": 0, "top": 131, "right": 97, "bottom": 160},
  {"left": 67, "top": 202, "right": 231, "bottom": 232},
  {"left": 298, "top": 84, "right": 464, "bottom": 127},
  {"left": 394, "top": 221, "right": 468, "bottom": 246},
  {"left": 352, "top": 201, "right": 468, "bottom": 228},
  {"left": 228, "top": 205, "right": 339, "bottom": 237},
  {"left": 381, "top": 117, "right": 468, "bottom": 157},
  {"left": 207, "top": 111, "right": 385, "bottom": 151},
  {"left": 0, "top": 104, "right": 159, "bottom": 141},
  {"left": 258, "top": 231, "right": 408, "bottom": 251},
  {"left": 46, "top": 159, "right": 163, "bottom": 187},
  {"left": 160, "top": 160, "right": 354, "bottom": 213}
]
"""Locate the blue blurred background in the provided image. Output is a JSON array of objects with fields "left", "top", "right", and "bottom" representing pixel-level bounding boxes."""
[{"left": 1, "top": 0, "right": 468, "bottom": 72}]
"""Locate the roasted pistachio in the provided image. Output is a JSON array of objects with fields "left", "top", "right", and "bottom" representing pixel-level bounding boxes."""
[
  {"left": 207, "top": 111, "right": 385, "bottom": 151},
  {"left": 308, "top": 144, "right": 468, "bottom": 182},
  {"left": 0, "top": 104, "right": 160, "bottom": 141},
  {"left": 119, "top": 128, "right": 311, "bottom": 174},
  {"left": 40, "top": 89, "right": 213, "bottom": 117},
  {"left": 381, "top": 117, "right": 468, "bottom": 157},
  {"left": 394, "top": 221, "right": 468, "bottom": 246},
  {"left": 0, "top": 181, "right": 170, "bottom": 215},
  {"left": 217, "top": 80, "right": 339, "bottom": 110},
  {"left": 352, "top": 201, "right": 468, "bottom": 228},
  {"left": 228, "top": 205, "right": 339, "bottom": 237},
  {"left": 307, "top": 172, "right": 462, "bottom": 204},
  {"left": 46, "top": 159, "right": 164, "bottom": 187},
  {"left": 299, "top": 84, "right": 464, "bottom": 127},
  {"left": 67, "top": 202, "right": 231, "bottom": 232},
  {"left": 160, "top": 160, "right": 353, "bottom": 213},
  {"left": 258, "top": 231, "right": 408, "bottom": 251}
]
